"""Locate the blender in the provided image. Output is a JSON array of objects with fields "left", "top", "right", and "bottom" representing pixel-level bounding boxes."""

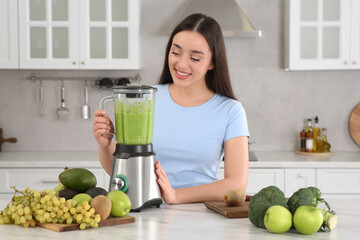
[{"left": 100, "top": 85, "right": 162, "bottom": 211}]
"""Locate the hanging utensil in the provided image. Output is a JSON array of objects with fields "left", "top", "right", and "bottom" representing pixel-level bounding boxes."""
[
  {"left": 57, "top": 79, "right": 70, "bottom": 120},
  {"left": 81, "top": 80, "right": 91, "bottom": 119},
  {"left": 38, "top": 78, "right": 44, "bottom": 117}
]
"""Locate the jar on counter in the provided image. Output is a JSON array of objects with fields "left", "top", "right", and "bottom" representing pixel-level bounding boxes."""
[
  {"left": 305, "top": 132, "right": 313, "bottom": 152},
  {"left": 300, "top": 131, "right": 306, "bottom": 152}
]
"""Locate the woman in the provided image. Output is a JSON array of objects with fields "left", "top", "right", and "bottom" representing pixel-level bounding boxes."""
[{"left": 93, "top": 13, "right": 249, "bottom": 204}]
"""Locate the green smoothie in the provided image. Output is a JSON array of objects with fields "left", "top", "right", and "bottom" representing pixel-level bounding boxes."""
[{"left": 114, "top": 99, "right": 154, "bottom": 145}]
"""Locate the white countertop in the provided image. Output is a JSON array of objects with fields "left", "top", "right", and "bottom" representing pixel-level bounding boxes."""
[
  {"left": 0, "top": 151, "right": 360, "bottom": 168},
  {"left": 0, "top": 199, "right": 359, "bottom": 240}
]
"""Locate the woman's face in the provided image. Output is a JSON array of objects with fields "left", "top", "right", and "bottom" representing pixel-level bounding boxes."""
[{"left": 168, "top": 30, "right": 213, "bottom": 89}]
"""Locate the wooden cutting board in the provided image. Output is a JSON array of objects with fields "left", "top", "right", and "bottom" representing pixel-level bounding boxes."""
[
  {"left": 349, "top": 103, "right": 360, "bottom": 147},
  {"left": 204, "top": 201, "right": 249, "bottom": 218},
  {"left": 37, "top": 215, "right": 135, "bottom": 232}
]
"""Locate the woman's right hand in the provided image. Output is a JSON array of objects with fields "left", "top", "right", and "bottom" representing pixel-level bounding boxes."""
[{"left": 93, "top": 110, "right": 115, "bottom": 147}]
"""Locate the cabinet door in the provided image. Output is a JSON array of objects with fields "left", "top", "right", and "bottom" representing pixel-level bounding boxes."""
[
  {"left": 0, "top": 0, "right": 18, "bottom": 68},
  {"left": 317, "top": 169, "right": 360, "bottom": 194},
  {"left": 350, "top": 0, "right": 360, "bottom": 69},
  {"left": 286, "top": 0, "right": 350, "bottom": 70},
  {"left": 284, "top": 169, "right": 316, "bottom": 197},
  {"left": 78, "top": 0, "right": 140, "bottom": 69},
  {"left": 18, "top": 0, "right": 79, "bottom": 69},
  {"left": 247, "top": 169, "right": 284, "bottom": 195}
]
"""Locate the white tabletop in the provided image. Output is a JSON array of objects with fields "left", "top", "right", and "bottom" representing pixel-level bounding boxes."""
[{"left": 0, "top": 199, "right": 360, "bottom": 240}]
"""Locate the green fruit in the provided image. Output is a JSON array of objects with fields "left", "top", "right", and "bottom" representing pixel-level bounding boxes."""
[
  {"left": 59, "top": 168, "right": 97, "bottom": 192},
  {"left": 52, "top": 183, "right": 66, "bottom": 192},
  {"left": 264, "top": 205, "right": 292, "bottom": 234},
  {"left": 107, "top": 190, "right": 131, "bottom": 217},
  {"left": 72, "top": 193, "right": 93, "bottom": 206},
  {"left": 293, "top": 206, "right": 324, "bottom": 235}
]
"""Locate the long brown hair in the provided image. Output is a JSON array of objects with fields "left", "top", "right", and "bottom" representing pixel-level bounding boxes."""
[{"left": 158, "top": 13, "right": 237, "bottom": 100}]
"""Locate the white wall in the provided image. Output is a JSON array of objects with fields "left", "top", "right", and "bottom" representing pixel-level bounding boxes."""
[{"left": 0, "top": 0, "right": 359, "bottom": 152}]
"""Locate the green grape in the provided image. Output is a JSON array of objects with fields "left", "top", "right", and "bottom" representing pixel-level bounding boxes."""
[{"left": 79, "top": 222, "right": 87, "bottom": 230}]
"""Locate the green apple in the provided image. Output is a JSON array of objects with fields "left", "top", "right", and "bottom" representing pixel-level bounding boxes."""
[
  {"left": 107, "top": 190, "right": 131, "bottom": 217},
  {"left": 264, "top": 205, "right": 292, "bottom": 233},
  {"left": 72, "top": 193, "right": 93, "bottom": 206},
  {"left": 294, "top": 206, "right": 324, "bottom": 235}
]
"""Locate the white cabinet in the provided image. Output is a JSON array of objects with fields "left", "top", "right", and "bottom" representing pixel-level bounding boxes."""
[
  {"left": 284, "top": 169, "right": 316, "bottom": 197},
  {"left": 317, "top": 169, "right": 360, "bottom": 194},
  {"left": 17, "top": 0, "right": 139, "bottom": 69},
  {"left": 217, "top": 168, "right": 285, "bottom": 195},
  {"left": 0, "top": 0, "right": 18, "bottom": 68},
  {"left": 0, "top": 168, "right": 110, "bottom": 201},
  {"left": 285, "top": 0, "right": 360, "bottom": 70},
  {"left": 217, "top": 166, "right": 360, "bottom": 198},
  {"left": 246, "top": 169, "right": 285, "bottom": 195}
]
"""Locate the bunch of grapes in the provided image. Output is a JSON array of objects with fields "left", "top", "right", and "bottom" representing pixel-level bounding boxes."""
[{"left": 0, "top": 187, "right": 101, "bottom": 230}]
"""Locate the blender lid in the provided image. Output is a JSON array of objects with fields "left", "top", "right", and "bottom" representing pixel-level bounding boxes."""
[{"left": 113, "top": 84, "right": 157, "bottom": 94}]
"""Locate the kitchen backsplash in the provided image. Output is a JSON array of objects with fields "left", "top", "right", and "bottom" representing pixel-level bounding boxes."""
[{"left": 0, "top": 0, "right": 359, "bottom": 152}]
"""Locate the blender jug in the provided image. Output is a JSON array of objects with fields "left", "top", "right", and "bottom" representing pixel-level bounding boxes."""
[{"left": 100, "top": 85, "right": 162, "bottom": 211}]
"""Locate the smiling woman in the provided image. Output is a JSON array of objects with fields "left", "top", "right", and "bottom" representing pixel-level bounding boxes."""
[{"left": 93, "top": 13, "right": 250, "bottom": 205}]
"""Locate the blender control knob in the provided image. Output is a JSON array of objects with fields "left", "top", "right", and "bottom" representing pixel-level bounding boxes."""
[{"left": 112, "top": 174, "right": 129, "bottom": 192}]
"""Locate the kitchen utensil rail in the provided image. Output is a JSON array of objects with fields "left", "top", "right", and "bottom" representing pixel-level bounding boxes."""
[{"left": 27, "top": 73, "right": 142, "bottom": 83}]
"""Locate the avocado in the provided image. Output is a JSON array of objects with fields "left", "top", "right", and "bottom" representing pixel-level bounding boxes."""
[
  {"left": 59, "top": 168, "right": 97, "bottom": 192},
  {"left": 85, "top": 187, "right": 108, "bottom": 198},
  {"left": 58, "top": 188, "right": 79, "bottom": 200}
]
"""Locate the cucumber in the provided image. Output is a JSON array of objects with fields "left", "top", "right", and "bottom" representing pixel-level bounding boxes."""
[{"left": 59, "top": 168, "right": 97, "bottom": 192}]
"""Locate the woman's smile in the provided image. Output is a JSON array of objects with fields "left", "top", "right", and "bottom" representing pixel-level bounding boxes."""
[{"left": 175, "top": 68, "right": 191, "bottom": 80}]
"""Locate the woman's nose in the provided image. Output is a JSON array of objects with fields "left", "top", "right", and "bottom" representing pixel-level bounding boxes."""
[{"left": 177, "top": 55, "right": 189, "bottom": 69}]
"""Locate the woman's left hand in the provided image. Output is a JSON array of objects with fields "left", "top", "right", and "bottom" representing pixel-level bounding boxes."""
[{"left": 155, "top": 161, "right": 178, "bottom": 204}]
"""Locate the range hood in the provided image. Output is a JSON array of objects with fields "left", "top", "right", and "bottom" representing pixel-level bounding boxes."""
[{"left": 160, "top": 0, "right": 261, "bottom": 38}]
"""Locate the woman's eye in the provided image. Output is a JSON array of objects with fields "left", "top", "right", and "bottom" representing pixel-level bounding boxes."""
[
  {"left": 171, "top": 51, "right": 180, "bottom": 55},
  {"left": 191, "top": 57, "right": 200, "bottom": 62}
]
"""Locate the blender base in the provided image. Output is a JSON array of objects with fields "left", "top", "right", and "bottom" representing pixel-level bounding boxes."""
[{"left": 130, "top": 198, "right": 163, "bottom": 212}]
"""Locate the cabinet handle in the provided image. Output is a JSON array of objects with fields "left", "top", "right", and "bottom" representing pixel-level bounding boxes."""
[
  {"left": 72, "top": 61, "right": 76, "bottom": 65},
  {"left": 297, "top": 173, "right": 303, "bottom": 178},
  {"left": 81, "top": 61, "right": 85, "bottom": 65},
  {"left": 344, "top": 61, "right": 348, "bottom": 65},
  {"left": 352, "top": 61, "right": 357, "bottom": 65},
  {"left": 42, "top": 180, "right": 59, "bottom": 184}
]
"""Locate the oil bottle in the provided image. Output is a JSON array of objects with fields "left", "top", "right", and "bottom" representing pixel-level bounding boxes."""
[
  {"left": 322, "top": 128, "right": 331, "bottom": 152},
  {"left": 313, "top": 116, "right": 320, "bottom": 152},
  {"left": 305, "top": 118, "right": 313, "bottom": 133},
  {"left": 316, "top": 129, "right": 324, "bottom": 152}
]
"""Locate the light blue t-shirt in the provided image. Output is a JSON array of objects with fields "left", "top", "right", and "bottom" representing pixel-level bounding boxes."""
[{"left": 152, "top": 84, "right": 249, "bottom": 189}]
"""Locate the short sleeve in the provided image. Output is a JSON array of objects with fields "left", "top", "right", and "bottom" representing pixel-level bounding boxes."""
[{"left": 224, "top": 101, "right": 250, "bottom": 142}]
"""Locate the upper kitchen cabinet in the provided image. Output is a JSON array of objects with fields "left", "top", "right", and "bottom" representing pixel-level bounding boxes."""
[
  {"left": 285, "top": 0, "right": 360, "bottom": 70},
  {"left": 18, "top": 0, "right": 140, "bottom": 70},
  {"left": 0, "top": 0, "right": 18, "bottom": 68}
]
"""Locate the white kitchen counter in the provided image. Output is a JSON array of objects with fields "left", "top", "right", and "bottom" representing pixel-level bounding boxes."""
[
  {"left": 0, "top": 199, "right": 359, "bottom": 240},
  {"left": 0, "top": 151, "right": 359, "bottom": 168}
]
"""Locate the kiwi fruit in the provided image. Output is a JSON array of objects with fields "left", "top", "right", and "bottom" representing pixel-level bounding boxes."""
[{"left": 224, "top": 189, "right": 246, "bottom": 206}]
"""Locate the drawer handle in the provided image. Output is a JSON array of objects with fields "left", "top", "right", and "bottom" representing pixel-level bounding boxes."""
[
  {"left": 297, "top": 173, "right": 303, "bottom": 178},
  {"left": 42, "top": 180, "right": 59, "bottom": 184}
]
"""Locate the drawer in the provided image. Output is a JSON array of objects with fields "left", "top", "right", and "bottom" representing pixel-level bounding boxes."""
[
  {"left": 284, "top": 169, "right": 316, "bottom": 197},
  {"left": 317, "top": 169, "right": 360, "bottom": 194},
  {"left": 0, "top": 168, "right": 109, "bottom": 193},
  {"left": 247, "top": 168, "right": 284, "bottom": 195}
]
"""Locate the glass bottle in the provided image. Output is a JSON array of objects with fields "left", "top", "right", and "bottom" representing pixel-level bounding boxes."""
[
  {"left": 305, "top": 132, "right": 313, "bottom": 152},
  {"left": 313, "top": 116, "right": 320, "bottom": 152},
  {"left": 322, "top": 128, "right": 331, "bottom": 152},
  {"left": 316, "top": 129, "right": 324, "bottom": 153},
  {"left": 300, "top": 130, "right": 306, "bottom": 152},
  {"left": 305, "top": 118, "right": 313, "bottom": 132}
]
